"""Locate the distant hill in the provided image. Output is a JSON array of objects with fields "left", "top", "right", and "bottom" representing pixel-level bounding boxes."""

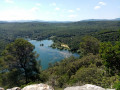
[
  {"left": 114, "top": 18, "right": 120, "bottom": 21},
  {"left": 0, "top": 21, "right": 8, "bottom": 23},
  {"left": 0, "top": 18, "right": 120, "bottom": 23},
  {"left": 0, "top": 20, "right": 72, "bottom": 23},
  {"left": 81, "top": 18, "right": 120, "bottom": 22},
  {"left": 81, "top": 19, "right": 108, "bottom": 21}
]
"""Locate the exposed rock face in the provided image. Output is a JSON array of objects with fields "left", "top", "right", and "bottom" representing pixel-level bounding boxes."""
[
  {"left": 0, "top": 87, "right": 4, "bottom": 90},
  {"left": 22, "top": 83, "right": 54, "bottom": 90},
  {"left": 64, "top": 84, "right": 115, "bottom": 90},
  {"left": 6, "top": 87, "right": 21, "bottom": 90}
]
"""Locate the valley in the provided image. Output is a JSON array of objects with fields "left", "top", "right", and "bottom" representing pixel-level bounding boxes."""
[{"left": 0, "top": 20, "right": 120, "bottom": 89}]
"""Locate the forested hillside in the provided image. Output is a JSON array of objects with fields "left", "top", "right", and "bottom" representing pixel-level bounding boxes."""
[
  {"left": 0, "top": 20, "right": 120, "bottom": 89},
  {"left": 0, "top": 21, "right": 120, "bottom": 53}
]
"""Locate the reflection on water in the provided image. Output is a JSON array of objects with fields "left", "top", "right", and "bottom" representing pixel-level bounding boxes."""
[{"left": 28, "top": 39, "right": 79, "bottom": 69}]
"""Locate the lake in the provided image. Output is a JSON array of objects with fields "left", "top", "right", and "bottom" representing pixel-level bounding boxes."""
[{"left": 28, "top": 39, "right": 79, "bottom": 69}]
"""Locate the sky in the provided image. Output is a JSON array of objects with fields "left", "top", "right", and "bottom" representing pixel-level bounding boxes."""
[{"left": 0, "top": 0, "right": 120, "bottom": 21}]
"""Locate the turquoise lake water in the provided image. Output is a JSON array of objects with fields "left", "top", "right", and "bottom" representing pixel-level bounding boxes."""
[{"left": 28, "top": 39, "right": 79, "bottom": 69}]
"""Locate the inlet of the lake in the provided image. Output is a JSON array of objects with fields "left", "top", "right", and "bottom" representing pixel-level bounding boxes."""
[{"left": 28, "top": 39, "right": 79, "bottom": 70}]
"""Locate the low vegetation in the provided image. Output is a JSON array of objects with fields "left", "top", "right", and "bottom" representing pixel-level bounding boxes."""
[
  {"left": 0, "top": 21, "right": 120, "bottom": 89},
  {"left": 45, "top": 35, "right": 120, "bottom": 89}
]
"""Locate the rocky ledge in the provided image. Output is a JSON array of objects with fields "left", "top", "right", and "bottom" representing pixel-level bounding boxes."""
[
  {"left": 64, "top": 84, "right": 115, "bottom": 90},
  {"left": 0, "top": 87, "right": 4, "bottom": 90},
  {"left": 22, "top": 83, "right": 54, "bottom": 90},
  {"left": 1, "top": 84, "right": 115, "bottom": 90},
  {"left": 5, "top": 83, "right": 54, "bottom": 90}
]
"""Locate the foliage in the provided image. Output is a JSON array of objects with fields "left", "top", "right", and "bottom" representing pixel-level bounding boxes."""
[
  {"left": 69, "top": 65, "right": 104, "bottom": 85},
  {"left": 113, "top": 81, "right": 120, "bottom": 90},
  {"left": 45, "top": 52, "right": 120, "bottom": 89},
  {"left": 46, "top": 54, "right": 106, "bottom": 88},
  {"left": 93, "top": 30, "right": 119, "bottom": 42},
  {"left": 0, "top": 21, "right": 120, "bottom": 89},
  {"left": 80, "top": 36, "right": 100, "bottom": 55},
  {"left": 0, "top": 21, "right": 119, "bottom": 53},
  {"left": 0, "top": 38, "right": 41, "bottom": 87},
  {"left": 100, "top": 41, "right": 120, "bottom": 75}
]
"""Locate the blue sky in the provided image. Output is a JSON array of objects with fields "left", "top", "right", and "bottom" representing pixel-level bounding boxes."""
[{"left": 0, "top": 0, "right": 120, "bottom": 21}]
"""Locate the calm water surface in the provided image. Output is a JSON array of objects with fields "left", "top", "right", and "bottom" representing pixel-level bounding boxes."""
[{"left": 28, "top": 39, "right": 79, "bottom": 69}]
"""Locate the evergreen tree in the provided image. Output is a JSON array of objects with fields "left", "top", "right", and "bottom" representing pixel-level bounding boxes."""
[
  {"left": 1, "top": 38, "right": 41, "bottom": 87},
  {"left": 100, "top": 41, "right": 120, "bottom": 75},
  {"left": 80, "top": 36, "right": 100, "bottom": 55}
]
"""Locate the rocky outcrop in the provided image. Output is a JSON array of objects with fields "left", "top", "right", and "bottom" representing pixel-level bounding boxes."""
[
  {"left": 5, "top": 84, "right": 115, "bottom": 90},
  {"left": 22, "top": 83, "right": 54, "bottom": 90},
  {"left": 0, "top": 87, "right": 4, "bottom": 90},
  {"left": 7, "top": 87, "right": 21, "bottom": 90},
  {"left": 64, "top": 84, "right": 115, "bottom": 90}
]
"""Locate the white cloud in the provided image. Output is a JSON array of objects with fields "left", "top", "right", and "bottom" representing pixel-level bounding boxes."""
[
  {"left": 0, "top": 8, "right": 36, "bottom": 21},
  {"left": 55, "top": 7, "right": 60, "bottom": 11},
  {"left": 50, "top": 2, "right": 56, "bottom": 6},
  {"left": 30, "top": 7, "right": 39, "bottom": 12},
  {"left": 36, "top": 3, "right": 41, "bottom": 6},
  {"left": 76, "top": 8, "right": 80, "bottom": 11},
  {"left": 68, "top": 14, "right": 77, "bottom": 18},
  {"left": 94, "top": 2, "right": 106, "bottom": 10},
  {"left": 68, "top": 10, "right": 74, "bottom": 13},
  {"left": 99, "top": 2, "right": 106, "bottom": 6},
  {"left": 5, "top": 0, "right": 14, "bottom": 3},
  {"left": 94, "top": 6, "right": 101, "bottom": 10}
]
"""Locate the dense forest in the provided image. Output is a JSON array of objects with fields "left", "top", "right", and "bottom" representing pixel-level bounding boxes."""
[
  {"left": 0, "top": 20, "right": 120, "bottom": 89},
  {"left": 0, "top": 21, "right": 120, "bottom": 53}
]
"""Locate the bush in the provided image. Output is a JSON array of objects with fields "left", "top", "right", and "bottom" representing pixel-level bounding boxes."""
[
  {"left": 113, "top": 81, "right": 120, "bottom": 90},
  {"left": 69, "top": 65, "right": 104, "bottom": 86}
]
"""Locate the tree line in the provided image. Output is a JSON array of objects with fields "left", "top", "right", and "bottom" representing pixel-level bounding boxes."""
[{"left": 0, "top": 21, "right": 120, "bottom": 89}]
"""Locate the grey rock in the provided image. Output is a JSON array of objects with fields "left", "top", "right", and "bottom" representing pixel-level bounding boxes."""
[
  {"left": 22, "top": 83, "right": 54, "bottom": 90},
  {"left": 64, "top": 84, "right": 115, "bottom": 90},
  {"left": 0, "top": 87, "right": 4, "bottom": 90},
  {"left": 7, "top": 87, "right": 21, "bottom": 90}
]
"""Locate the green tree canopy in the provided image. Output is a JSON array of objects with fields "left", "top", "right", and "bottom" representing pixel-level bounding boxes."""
[
  {"left": 80, "top": 36, "right": 100, "bottom": 55},
  {"left": 100, "top": 41, "right": 120, "bottom": 75},
  {"left": 0, "top": 38, "right": 41, "bottom": 87}
]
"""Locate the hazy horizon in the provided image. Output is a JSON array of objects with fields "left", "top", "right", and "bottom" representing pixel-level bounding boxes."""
[{"left": 0, "top": 18, "right": 120, "bottom": 22}]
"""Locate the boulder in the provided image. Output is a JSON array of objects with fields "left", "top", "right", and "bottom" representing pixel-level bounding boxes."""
[
  {"left": 22, "top": 83, "right": 54, "bottom": 90},
  {"left": 6, "top": 87, "right": 21, "bottom": 90},
  {"left": 0, "top": 87, "right": 4, "bottom": 90},
  {"left": 64, "top": 84, "right": 115, "bottom": 90}
]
